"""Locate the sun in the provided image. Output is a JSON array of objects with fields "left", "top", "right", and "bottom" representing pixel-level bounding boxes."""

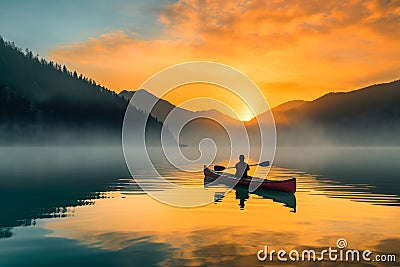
[{"left": 240, "top": 108, "right": 256, "bottom": 122}]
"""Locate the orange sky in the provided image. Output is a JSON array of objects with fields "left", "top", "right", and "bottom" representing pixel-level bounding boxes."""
[{"left": 49, "top": 0, "right": 400, "bottom": 120}]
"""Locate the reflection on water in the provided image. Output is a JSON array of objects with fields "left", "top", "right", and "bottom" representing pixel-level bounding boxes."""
[
  {"left": 0, "top": 146, "right": 129, "bottom": 230},
  {"left": 0, "top": 146, "right": 399, "bottom": 266},
  {"left": 203, "top": 177, "right": 297, "bottom": 212}
]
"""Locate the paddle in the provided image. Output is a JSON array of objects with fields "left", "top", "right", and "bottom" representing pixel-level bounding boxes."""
[{"left": 214, "top": 160, "right": 270, "bottom": 171}]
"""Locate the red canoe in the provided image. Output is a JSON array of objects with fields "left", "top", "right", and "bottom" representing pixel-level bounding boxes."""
[{"left": 204, "top": 167, "right": 296, "bottom": 193}]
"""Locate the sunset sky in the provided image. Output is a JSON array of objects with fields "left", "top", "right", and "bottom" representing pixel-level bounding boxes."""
[{"left": 1, "top": 0, "right": 399, "bottom": 120}]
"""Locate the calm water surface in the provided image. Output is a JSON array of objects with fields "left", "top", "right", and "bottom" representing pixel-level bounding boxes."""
[{"left": 0, "top": 146, "right": 399, "bottom": 266}]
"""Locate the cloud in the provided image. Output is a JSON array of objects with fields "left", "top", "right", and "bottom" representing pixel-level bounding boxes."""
[{"left": 49, "top": 0, "right": 400, "bottom": 108}]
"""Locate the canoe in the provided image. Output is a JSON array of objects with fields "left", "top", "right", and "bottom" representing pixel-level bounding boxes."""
[{"left": 204, "top": 167, "right": 296, "bottom": 193}]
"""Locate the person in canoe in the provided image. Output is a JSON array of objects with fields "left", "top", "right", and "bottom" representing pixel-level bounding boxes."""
[{"left": 235, "top": 155, "right": 250, "bottom": 178}]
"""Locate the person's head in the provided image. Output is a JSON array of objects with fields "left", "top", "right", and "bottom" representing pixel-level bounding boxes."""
[{"left": 239, "top": 155, "right": 245, "bottom": 162}]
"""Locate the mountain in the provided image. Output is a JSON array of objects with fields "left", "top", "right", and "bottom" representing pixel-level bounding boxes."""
[
  {"left": 122, "top": 79, "right": 400, "bottom": 147},
  {"left": 0, "top": 37, "right": 169, "bottom": 145},
  {"left": 273, "top": 100, "right": 307, "bottom": 112},
  {"left": 270, "top": 100, "right": 307, "bottom": 124},
  {"left": 247, "top": 80, "right": 400, "bottom": 145},
  {"left": 119, "top": 89, "right": 239, "bottom": 124},
  {"left": 2, "top": 36, "right": 398, "bottom": 146},
  {"left": 119, "top": 89, "right": 243, "bottom": 147}
]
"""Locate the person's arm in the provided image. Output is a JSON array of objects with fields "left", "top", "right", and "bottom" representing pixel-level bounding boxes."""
[{"left": 246, "top": 164, "right": 250, "bottom": 171}]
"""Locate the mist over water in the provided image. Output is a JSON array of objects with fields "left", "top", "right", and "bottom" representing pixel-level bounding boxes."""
[
  {"left": 274, "top": 146, "right": 400, "bottom": 196},
  {"left": 0, "top": 145, "right": 399, "bottom": 266}
]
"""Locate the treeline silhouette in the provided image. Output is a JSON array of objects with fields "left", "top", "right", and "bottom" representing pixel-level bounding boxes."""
[
  {"left": 247, "top": 80, "right": 400, "bottom": 145},
  {"left": 0, "top": 36, "right": 166, "bottom": 144},
  {"left": 276, "top": 80, "right": 400, "bottom": 145}
]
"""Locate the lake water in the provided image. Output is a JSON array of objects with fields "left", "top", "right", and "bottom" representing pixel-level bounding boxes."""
[{"left": 0, "top": 146, "right": 399, "bottom": 266}]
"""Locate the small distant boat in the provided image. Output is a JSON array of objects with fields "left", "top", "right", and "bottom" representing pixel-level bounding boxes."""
[{"left": 204, "top": 167, "right": 296, "bottom": 193}]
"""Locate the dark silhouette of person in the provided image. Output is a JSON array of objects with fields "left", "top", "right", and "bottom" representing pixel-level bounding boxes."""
[
  {"left": 235, "top": 187, "right": 250, "bottom": 210},
  {"left": 235, "top": 154, "right": 250, "bottom": 178}
]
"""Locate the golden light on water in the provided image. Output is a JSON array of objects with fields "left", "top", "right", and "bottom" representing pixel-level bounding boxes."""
[{"left": 44, "top": 166, "right": 400, "bottom": 263}]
